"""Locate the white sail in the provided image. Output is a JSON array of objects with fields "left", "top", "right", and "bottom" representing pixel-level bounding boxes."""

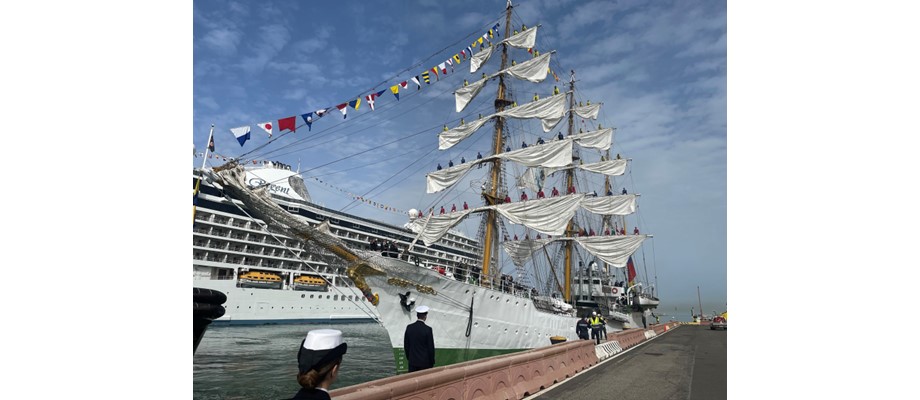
[
  {"left": 470, "top": 45, "right": 495, "bottom": 74},
  {"left": 578, "top": 159, "right": 628, "bottom": 176},
  {"left": 456, "top": 53, "right": 554, "bottom": 113},
  {"left": 580, "top": 194, "right": 637, "bottom": 216},
  {"left": 427, "top": 139, "right": 572, "bottom": 193},
  {"left": 495, "top": 194, "right": 584, "bottom": 236},
  {"left": 469, "top": 26, "right": 539, "bottom": 74},
  {"left": 501, "top": 238, "right": 553, "bottom": 268},
  {"left": 409, "top": 210, "right": 474, "bottom": 246},
  {"left": 438, "top": 115, "right": 492, "bottom": 150},
  {"left": 440, "top": 94, "right": 567, "bottom": 150},
  {"left": 505, "top": 26, "right": 538, "bottom": 50},
  {"left": 505, "top": 52, "right": 552, "bottom": 83},
  {"left": 575, "top": 235, "right": 647, "bottom": 268},
  {"left": 455, "top": 77, "right": 489, "bottom": 112},
  {"left": 518, "top": 159, "right": 628, "bottom": 192},
  {"left": 572, "top": 127, "right": 614, "bottom": 151},
  {"left": 574, "top": 103, "right": 601, "bottom": 120},
  {"left": 499, "top": 92, "right": 566, "bottom": 132},
  {"left": 426, "top": 162, "right": 477, "bottom": 193}
]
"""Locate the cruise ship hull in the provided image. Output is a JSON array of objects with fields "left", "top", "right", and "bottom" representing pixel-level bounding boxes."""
[{"left": 193, "top": 278, "right": 378, "bottom": 325}]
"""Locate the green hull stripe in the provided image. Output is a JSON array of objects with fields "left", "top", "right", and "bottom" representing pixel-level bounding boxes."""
[{"left": 392, "top": 347, "right": 526, "bottom": 374}]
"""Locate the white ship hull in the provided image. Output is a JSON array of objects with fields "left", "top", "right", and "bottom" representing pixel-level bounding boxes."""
[
  {"left": 194, "top": 278, "right": 378, "bottom": 325},
  {"left": 352, "top": 250, "right": 646, "bottom": 372}
]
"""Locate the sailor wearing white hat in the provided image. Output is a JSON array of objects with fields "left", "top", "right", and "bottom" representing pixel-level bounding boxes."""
[
  {"left": 404, "top": 305, "right": 435, "bottom": 372},
  {"left": 287, "top": 329, "right": 348, "bottom": 400}
]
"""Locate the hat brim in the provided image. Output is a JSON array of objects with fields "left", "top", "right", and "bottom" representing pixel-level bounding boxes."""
[{"left": 297, "top": 341, "right": 347, "bottom": 374}]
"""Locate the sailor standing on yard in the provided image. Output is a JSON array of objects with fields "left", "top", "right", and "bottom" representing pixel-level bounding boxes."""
[
  {"left": 590, "top": 311, "right": 604, "bottom": 344},
  {"left": 404, "top": 305, "right": 435, "bottom": 372}
]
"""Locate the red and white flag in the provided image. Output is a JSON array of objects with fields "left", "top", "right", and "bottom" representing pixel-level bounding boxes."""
[
  {"left": 257, "top": 122, "right": 273, "bottom": 138},
  {"left": 336, "top": 103, "right": 348, "bottom": 118},
  {"left": 365, "top": 93, "right": 378, "bottom": 111}
]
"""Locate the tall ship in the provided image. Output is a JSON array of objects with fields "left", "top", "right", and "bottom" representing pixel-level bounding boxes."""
[
  {"left": 193, "top": 162, "right": 483, "bottom": 325},
  {"left": 199, "top": 0, "right": 660, "bottom": 372}
]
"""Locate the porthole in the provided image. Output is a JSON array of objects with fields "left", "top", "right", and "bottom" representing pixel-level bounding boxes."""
[
  {"left": 301, "top": 294, "right": 305, "bottom": 298},
  {"left": 487, "top": 324, "right": 491, "bottom": 329},
  {"left": 310, "top": 295, "right": 314, "bottom": 299},
  {"left": 474, "top": 322, "right": 479, "bottom": 327}
]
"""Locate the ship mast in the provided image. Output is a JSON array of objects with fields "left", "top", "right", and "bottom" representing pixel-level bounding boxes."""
[
  {"left": 480, "top": 0, "right": 514, "bottom": 284},
  {"left": 563, "top": 70, "right": 576, "bottom": 302}
]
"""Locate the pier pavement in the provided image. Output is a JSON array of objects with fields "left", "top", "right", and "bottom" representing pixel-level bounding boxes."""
[{"left": 526, "top": 325, "right": 726, "bottom": 400}]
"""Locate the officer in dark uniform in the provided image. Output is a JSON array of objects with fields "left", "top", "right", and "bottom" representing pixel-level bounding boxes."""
[
  {"left": 576, "top": 316, "right": 590, "bottom": 340},
  {"left": 404, "top": 305, "right": 435, "bottom": 372}
]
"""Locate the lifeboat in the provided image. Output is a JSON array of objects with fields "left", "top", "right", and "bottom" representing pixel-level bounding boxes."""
[
  {"left": 292, "top": 274, "right": 328, "bottom": 292},
  {"left": 238, "top": 270, "right": 283, "bottom": 289}
]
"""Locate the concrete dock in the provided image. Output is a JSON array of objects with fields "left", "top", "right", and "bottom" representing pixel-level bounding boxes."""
[{"left": 526, "top": 325, "right": 726, "bottom": 400}]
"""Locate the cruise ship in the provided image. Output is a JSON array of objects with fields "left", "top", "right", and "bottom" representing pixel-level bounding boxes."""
[{"left": 192, "top": 161, "right": 483, "bottom": 325}]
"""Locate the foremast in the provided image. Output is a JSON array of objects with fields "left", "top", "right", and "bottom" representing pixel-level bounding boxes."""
[
  {"left": 481, "top": 1, "right": 514, "bottom": 284},
  {"left": 563, "top": 71, "right": 576, "bottom": 302}
]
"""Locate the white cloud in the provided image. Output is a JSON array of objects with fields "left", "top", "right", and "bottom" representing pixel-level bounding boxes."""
[{"left": 201, "top": 28, "right": 242, "bottom": 56}]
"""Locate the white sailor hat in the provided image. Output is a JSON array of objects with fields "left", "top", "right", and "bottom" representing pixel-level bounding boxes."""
[
  {"left": 297, "top": 329, "right": 347, "bottom": 374},
  {"left": 416, "top": 305, "right": 430, "bottom": 313}
]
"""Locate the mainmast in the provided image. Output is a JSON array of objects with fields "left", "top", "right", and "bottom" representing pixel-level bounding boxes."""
[
  {"left": 480, "top": 1, "right": 514, "bottom": 283},
  {"left": 563, "top": 71, "right": 576, "bottom": 302}
]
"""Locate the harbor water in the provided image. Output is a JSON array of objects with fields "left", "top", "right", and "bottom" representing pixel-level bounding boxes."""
[{"left": 193, "top": 322, "right": 394, "bottom": 400}]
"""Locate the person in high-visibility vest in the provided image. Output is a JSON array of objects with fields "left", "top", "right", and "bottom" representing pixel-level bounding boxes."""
[{"left": 589, "top": 312, "right": 604, "bottom": 344}]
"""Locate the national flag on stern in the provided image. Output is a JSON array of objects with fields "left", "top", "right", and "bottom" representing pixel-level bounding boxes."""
[
  {"left": 229, "top": 126, "right": 251, "bottom": 147},
  {"left": 279, "top": 116, "right": 296, "bottom": 133},
  {"left": 627, "top": 256, "right": 637, "bottom": 286},
  {"left": 207, "top": 133, "right": 215, "bottom": 152}
]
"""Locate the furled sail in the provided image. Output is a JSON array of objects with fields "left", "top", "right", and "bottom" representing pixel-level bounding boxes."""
[
  {"left": 440, "top": 93, "right": 567, "bottom": 150},
  {"left": 469, "top": 26, "right": 539, "bottom": 74},
  {"left": 427, "top": 139, "right": 573, "bottom": 193},
  {"left": 456, "top": 52, "right": 553, "bottom": 113}
]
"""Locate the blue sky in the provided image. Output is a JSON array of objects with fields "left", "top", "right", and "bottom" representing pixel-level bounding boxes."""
[{"left": 193, "top": 0, "right": 727, "bottom": 318}]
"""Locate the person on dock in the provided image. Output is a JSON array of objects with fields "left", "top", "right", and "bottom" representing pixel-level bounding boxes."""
[
  {"left": 286, "top": 329, "right": 348, "bottom": 400},
  {"left": 590, "top": 312, "right": 604, "bottom": 344},
  {"left": 576, "top": 316, "right": 590, "bottom": 340},
  {"left": 404, "top": 305, "right": 435, "bottom": 372}
]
